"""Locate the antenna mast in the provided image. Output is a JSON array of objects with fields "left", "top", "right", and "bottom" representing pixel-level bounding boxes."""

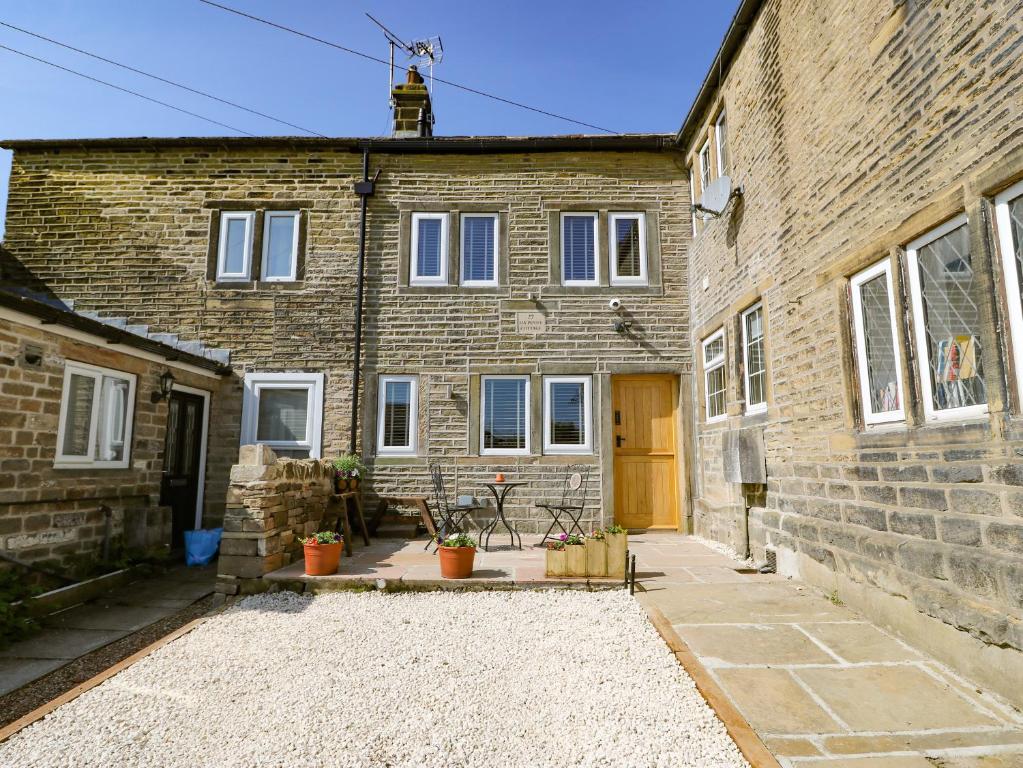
[{"left": 366, "top": 14, "right": 443, "bottom": 120}]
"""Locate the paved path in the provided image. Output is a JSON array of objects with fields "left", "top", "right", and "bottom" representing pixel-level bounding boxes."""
[
  {"left": 631, "top": 534, "right": 1023, "bottom": 767},
  {"left": 0, "top": 564, "right": 214, "bottom": 696}
]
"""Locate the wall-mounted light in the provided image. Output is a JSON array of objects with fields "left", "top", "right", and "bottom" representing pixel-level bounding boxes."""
[{"left": 150, "top": 370, "right": 175, "bottom": 403}]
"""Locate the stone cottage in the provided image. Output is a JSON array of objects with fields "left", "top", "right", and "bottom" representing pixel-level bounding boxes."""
[{"left": 681, "top": 0, "right": 1023, "bottom": 704}]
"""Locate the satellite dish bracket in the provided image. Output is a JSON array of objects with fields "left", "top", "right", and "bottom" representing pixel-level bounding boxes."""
[{"left": 694, "top": 180, "right": 744, "bottom": 219}]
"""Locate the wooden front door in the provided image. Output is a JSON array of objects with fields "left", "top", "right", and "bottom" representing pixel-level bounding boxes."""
[
  {"left": 612, "top": 374, "right": 679, "bottom": 529},
  {"left": 160, "top": 390, "right": 206, "bottom": 548}
]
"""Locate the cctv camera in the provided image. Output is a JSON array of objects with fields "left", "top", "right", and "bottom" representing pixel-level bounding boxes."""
[{"left": 608, "top": 298, "right": 623, "bottom": 312}]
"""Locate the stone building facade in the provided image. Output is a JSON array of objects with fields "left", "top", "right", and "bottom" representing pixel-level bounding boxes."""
[
  {"left": 0, "top": 287, "right": 230, "bottom": 569},
  {"left": 681, "top": 0, "right": 1023, "bottom": 703},
  {"left": 0, "top": 134, "right": 692, "bottom": 534}
]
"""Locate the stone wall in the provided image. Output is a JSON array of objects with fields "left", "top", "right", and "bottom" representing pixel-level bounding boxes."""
[
  {"left": 1, "top": 143, "right": 692, "bottom": 530},
  {"left": 0, "top": 310, "right": 228, "bottom": 568},
  {"left": 682, "top": 0, "right": 1023, "bottom": 699},
  {"left": 216, "top": 445, "right": 335, "bottom": 596}
]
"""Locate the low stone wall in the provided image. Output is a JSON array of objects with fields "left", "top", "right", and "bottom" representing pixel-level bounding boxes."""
[{"left": 216, "top": 445, "right": 336, "bottom": 596}]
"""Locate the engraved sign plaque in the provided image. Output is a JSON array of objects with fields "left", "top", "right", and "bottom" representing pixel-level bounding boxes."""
[{"left": 515, "top": 311, "right": 547, "bottom": 335}]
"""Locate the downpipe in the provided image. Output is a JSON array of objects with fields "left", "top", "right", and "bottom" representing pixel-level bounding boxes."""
[{"left": 349, "top": 147, "right": 379, "bottom": 453}]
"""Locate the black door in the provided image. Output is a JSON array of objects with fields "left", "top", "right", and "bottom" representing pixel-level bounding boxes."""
[{"left": 160, "top": 390, "right": 205, "bottom": 549}]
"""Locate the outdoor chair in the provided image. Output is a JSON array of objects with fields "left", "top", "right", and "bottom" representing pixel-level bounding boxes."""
[
  {"left": 428, "top": 464, "right": 489, "bottom": 550},
  {"left": 536, "top": 465, "right": 591, "bottom": 545}
]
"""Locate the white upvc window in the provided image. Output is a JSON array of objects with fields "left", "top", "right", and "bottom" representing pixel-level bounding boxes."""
[
  {"left": 410, "top": 213, "right": 448, "bottom": 285},
  {"left": 261, "top": 210, "right": 300, "bottom": 281},
  {"left": 216, "top": 211, "right": 255, "bottom": 281},
  {"left": 906, "top": 215, "right": 988, "bottom": 422},
  {"left": 698, "top": 140, "right": 712, "bottom": 193},
  {"left": 241, "top": 372, "right": 324, "bottom": 459},
  {"left": 460, "top": 213, "right": 499, "bottom": 286},
  {"left": 702, "top": 329, "right": 727, "bottom": 422},
  {"left": 994, "top": 179, "right": 1023, "bottom": 408},
  {"left": 561, "top": 212, "right": 599, "bottom": 286},
  {"left": 689, "top": 168, "right": 698, "bottom": 236},
  {"left": 377, "top": 375, "right": 418, "bottom": 456},
  {"left": 609, "top": 212, "right": 648, "bottom": 286},
  {"left": 480, "top": 375, "right": 530, "bottom": 456},
  {"left": 543, "top": 375, "right": 592, "bottom": 454},
  {"left": 715, "top": 110, "right": 729, "bottom": 177},
  {"left": 850, "top": 259, "right": 906, "bottom": 425},
  {"left": 741, "top": 302, "right": 767, "bottom": 414},
  {"left": 55, "top": 362, "right": 136, "bottom": 469}
]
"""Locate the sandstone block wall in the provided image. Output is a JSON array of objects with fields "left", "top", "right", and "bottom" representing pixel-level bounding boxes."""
[{"left": 683, "top": 0, "right": 1023, "bottom": 669}]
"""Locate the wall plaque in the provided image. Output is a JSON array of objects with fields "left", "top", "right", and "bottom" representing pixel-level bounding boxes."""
[{"left": 515, "top": 311, "right": 547, "bottom": 335}]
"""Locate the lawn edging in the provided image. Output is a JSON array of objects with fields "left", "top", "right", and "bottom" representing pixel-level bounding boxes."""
[{"left": 640, "top": 602, "right": 782, "bottom": 768}]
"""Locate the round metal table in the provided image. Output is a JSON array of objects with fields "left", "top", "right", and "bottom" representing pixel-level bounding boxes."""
[{"left": 480, "top": 482, "right": 524, "bottom": 551}]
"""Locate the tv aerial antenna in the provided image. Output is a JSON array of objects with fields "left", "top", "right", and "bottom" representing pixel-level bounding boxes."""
[{"left": 366, "top": 14, "right": 444, "bottom": 111}]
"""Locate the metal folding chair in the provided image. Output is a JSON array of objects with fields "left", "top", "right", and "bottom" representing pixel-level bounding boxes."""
[
  {"left": 536, "top": 465, "right": 591, "bottom": 545},
  {"left": 428, "top": 464, "right": 488, "bottom": 550}
]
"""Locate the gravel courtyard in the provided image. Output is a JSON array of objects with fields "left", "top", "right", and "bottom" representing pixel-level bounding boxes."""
[{"left": 0, "top": 590, "right": 748, "bottom": 768}]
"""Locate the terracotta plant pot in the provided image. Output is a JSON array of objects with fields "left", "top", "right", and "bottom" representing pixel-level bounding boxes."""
[
  {"left": 439, "top": 545, "right": 476, "bottom": 579},
  {"left": 585, "top": 538, "right": 607, "bottom": 577},
  {"left": 606, "top": 532, "right": 628, "bottom": 578},
  {"left": 545, "top": 548, "right": 567, "bottom": 577},
  {"left": 303, "top": 541, "right": 342, "bottom": 576},
  {"left": 565, "top": 544, "right": 587, "bottom": 577},
  {"left": 335, "top": 476, "right": 360, "bottom": 494}
]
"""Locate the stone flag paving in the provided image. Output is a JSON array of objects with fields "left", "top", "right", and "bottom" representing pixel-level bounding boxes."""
[{"left": 631, "top": 534, "right": 1023, "bottom": 767}]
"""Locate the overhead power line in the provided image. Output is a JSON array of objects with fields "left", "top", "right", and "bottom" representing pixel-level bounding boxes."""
[
  {"left": 197, "top": 0, "right": 619, "bottom": 135},
  {"left": 0, "top": 20, "right": 327, "bottom": 138},
  {"left": 0, "top": 43, "right": 255, "bottom": 136}
]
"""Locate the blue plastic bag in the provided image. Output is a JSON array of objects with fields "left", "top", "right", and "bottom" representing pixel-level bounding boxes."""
[{"left": 184, "top": 527, "right": 223, "bottom": 566}]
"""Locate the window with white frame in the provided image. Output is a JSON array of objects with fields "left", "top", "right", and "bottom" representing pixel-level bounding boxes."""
[
  {"left": 702, "top": 330, "right": 727, "bottom": 421},
  {"left": 410, "top": 213, "right": 448, "bottom": 285},
  {"left": 906, "top": 215, "right": 987, "bottom": 420},
  {"left": 460, "top": 213, "right": 498, "bottom": 286},
  {"left": 55, "top": 362, "right": 136, "bottom": 468},
  {"left": 689, "top": 168, "right": 698, "bottom": 236},
  {"left": 715, "top": 111, "right": 729, "bottom": 177},
  {"left": 561, "top": 213, "right": 598, "bottom": 285},
  {"left": 994, "top": 179, "right": 1023, "bottom": 406},
  {"left": 377, "top": 375, "right": 418, "bottom": 455},
  {"left": 609, "top": 212, "right": 647, "bottom": 285},
  {"left": 698, "top": 140, "right": 712, "bottom": 193},
  {"left": 480, "top": 375, "right": 529, "bottom": 455},
  {"left": 742, "top": 303, "right": 767, "bottom": 413},
  {"left": 241, "top": 372, "right": 323, "bottom": 459},
  {"left": 543, "top": 376, "right": 592, "bottom": 454},
  {"left": 216, "top": 211, "right": 255, "bottom": 281},
  {"left": 850, "top": 260, "right": 905, "bottom": 425},
  {"left": 261, "top": 211, "right": 300, "bottom": 281}
]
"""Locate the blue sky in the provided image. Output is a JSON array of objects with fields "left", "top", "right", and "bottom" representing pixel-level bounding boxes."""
[{"left": 0, "top": 1, "right": 737, "bottom": 238}]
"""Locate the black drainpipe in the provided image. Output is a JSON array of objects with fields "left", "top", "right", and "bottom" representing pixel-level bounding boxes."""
[{"left": 350, "top": 147, "right": 377, "bottom": 454}]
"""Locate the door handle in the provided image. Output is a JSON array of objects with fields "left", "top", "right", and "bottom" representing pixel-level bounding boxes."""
[{"left": 616, "top": 435, "right": 624, "bottom": 447}]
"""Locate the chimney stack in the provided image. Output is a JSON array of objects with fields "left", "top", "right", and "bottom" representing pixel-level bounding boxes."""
[{"left": 392, "top": 65, "right": 433, "bottom": 138}]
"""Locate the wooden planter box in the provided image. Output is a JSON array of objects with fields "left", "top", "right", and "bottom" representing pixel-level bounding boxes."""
[
  {"left": 585, "top": 538, "right": 607, "bottom": 577},
  {"left": 565, "top": 544, "right": 587, "bottom": 577},
  {"left": 545, "top": 548, "right": 567, "bottom": 577},
  {"left": 606, "top": 532, "right": 628, "bottom": 579}
]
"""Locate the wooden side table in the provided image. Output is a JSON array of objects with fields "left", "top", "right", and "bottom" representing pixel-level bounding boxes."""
[{"left": 331, "top": 491, "right": 371, "bottom": 556}]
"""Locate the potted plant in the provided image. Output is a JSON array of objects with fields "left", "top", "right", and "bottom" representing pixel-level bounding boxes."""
[
  {"left": 605, "top": 523, "right": 628, "bottom": 578},
  {"left": 300, "top": 531, "right": 343, "bottom": 576},
  {"left": 331, "top": 454, "right": 365, "bottom": 494},
  {"left": 564, "top": 533, "right": 586, "bottom": 577},
  {"left": 545, "top": 539, "right": 567, "bottom": 577},
  {"left": 585, "top": 528, "right": 607, "bottom": 577},
  {"left": 437, "top": 532, "right": 477, "bottom": 579}
]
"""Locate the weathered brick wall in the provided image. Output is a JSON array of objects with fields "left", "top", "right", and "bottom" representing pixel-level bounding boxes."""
[
  {"left": 0, "top": 313, "right": 229, "bottom": 568},
  {"left": 685, "top": 0, "right": 1023, "bottom": 670},
  {"left": 2, "top": 145, "right": 691, "bottom": 529}
]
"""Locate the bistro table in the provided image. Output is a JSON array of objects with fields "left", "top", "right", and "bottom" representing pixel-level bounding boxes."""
[{"left": 480, "top": 481, "right": 525, "bottom": 551}]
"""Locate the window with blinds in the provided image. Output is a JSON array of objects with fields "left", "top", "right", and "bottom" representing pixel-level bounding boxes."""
[
  {"left": 378, "top": 375, "right": 418, "bottom": 455},
  {"left": 461, "top": 213, "right": 498, "bottom": 286},
  {"left": 543, "top": 376, "right": 592, "bottom": 454},
  {"left": 562, "top": 213, "right": 598, "bottom": 285},
  {"left": 411, "top": 213, "right": 448, "bottom": 284},
  {"left": 481, "top": 376, "right": 529, "bottom": 454},
  {"left": 609, "top": 213, "right": 647, "bottom": 285},
  {"left": 55, "top": 362, "right": 136, "bottom": 468}
]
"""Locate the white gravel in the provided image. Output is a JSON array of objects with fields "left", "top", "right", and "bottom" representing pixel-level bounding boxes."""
[{"left": 0, "top": 590, "right": 748, "bottom": 768}]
